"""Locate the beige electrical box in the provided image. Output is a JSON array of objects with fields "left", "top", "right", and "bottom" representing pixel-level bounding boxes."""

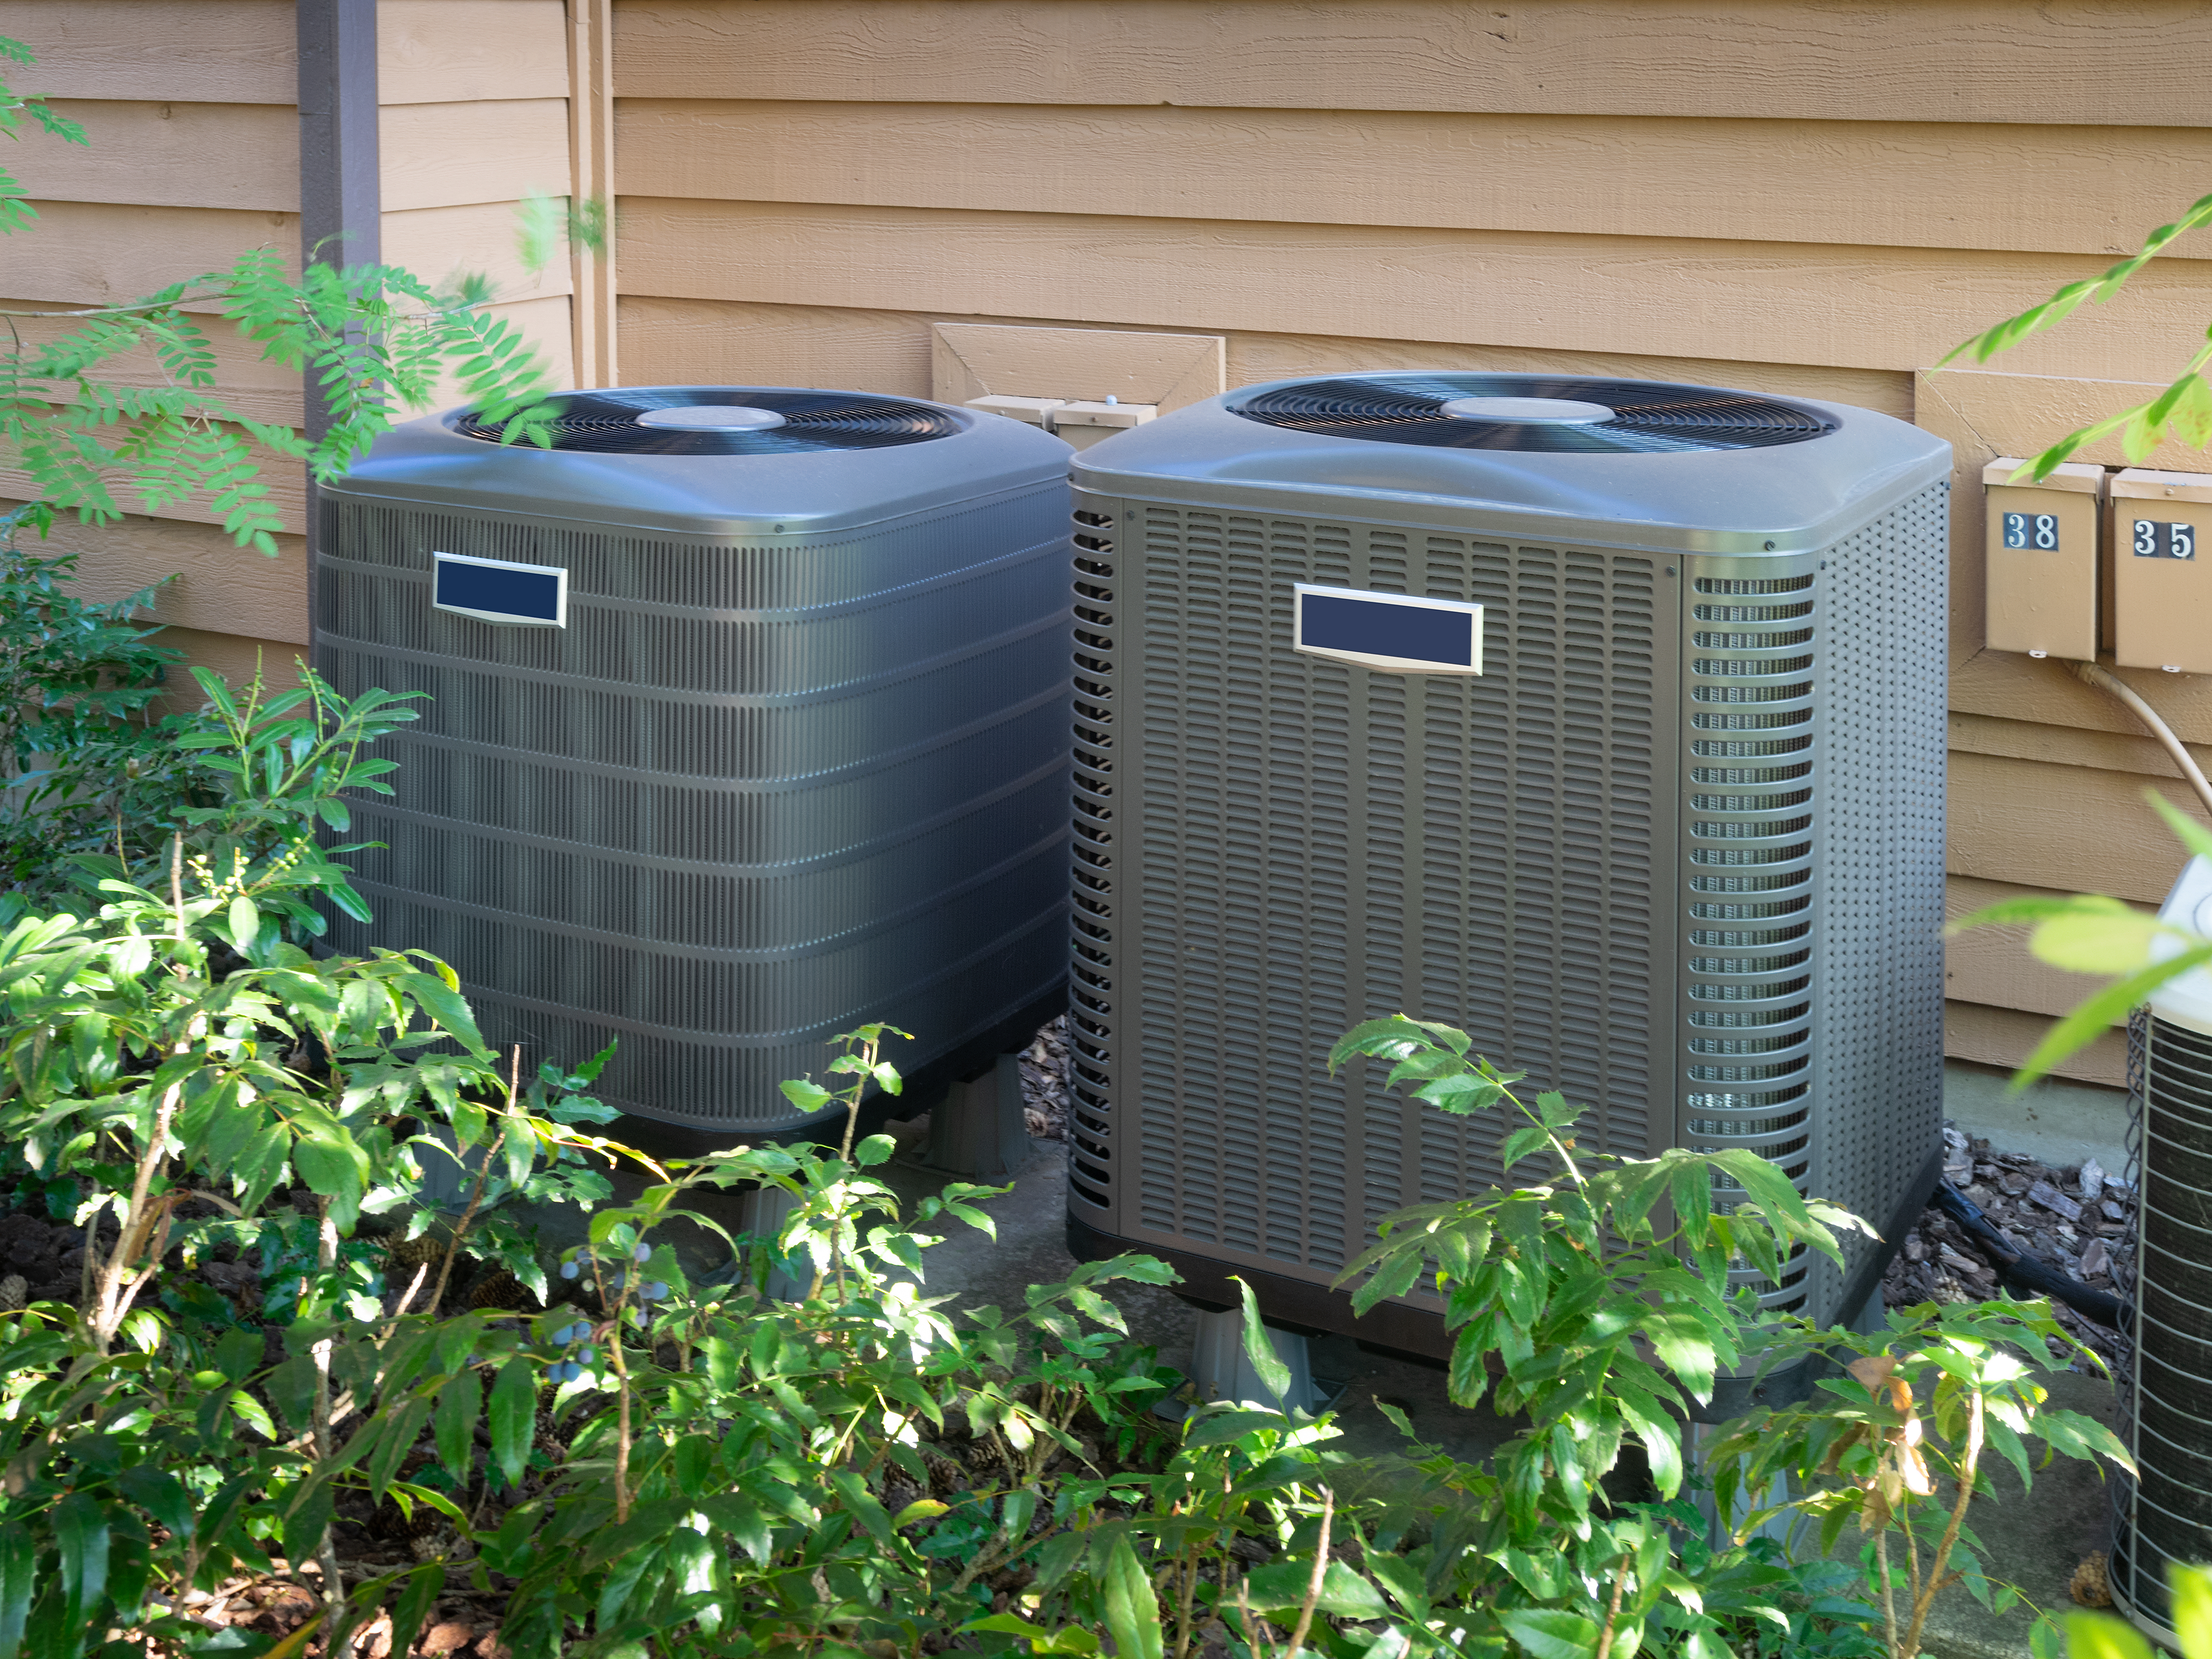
[
  {"left": 2113, "top": 468, "right": 2212, "bottom": 674},
  {"left": 1983, "top": 457, "right": 2102, "bottom": 660}
]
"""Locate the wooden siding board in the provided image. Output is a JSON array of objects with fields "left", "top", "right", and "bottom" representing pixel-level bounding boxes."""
[
  {"left": 616, "top": 199, "right": 2212, "bottom": 382},
  {"left": 1949, "top": 748, "right": 2209, "bottom": 907},
  {"left": 14, "top": 102, "right": 297, "bottom": 213},
  {"left": 380, "top": 99, "right": 574, "bottom": 213},
  {"left": 380, "top": 0, "right": 572, "bottom": 105},
  {"left": 1944, "top": 874, "right": 2133, "bottom": 1022},
  {"left": 614, "top": 1, "right": 2212, "bottom": 125},
  {"left": 1951, "top": 711, "right": 2212, "bottom": 782},
  {"left": 617, "top": 100, "right": 2212, "bottom": 262},
  {"left": 1945, "top": 999, "right": 2125, "bottom": 1089},
  {"left": 9, "top": 1, "right": 296, "bottom": 104},
  {"left": 0, "top": 505, "right": 309, "bottom": 647},
  {"left": 153, "top": 626, "right": 308, "bottom": 700},
  {"left": 8, "top": 202, "right": 299, "bottom": 307},
  {"left": 382, "top": 203, "right": 575, "bottom": 300}
]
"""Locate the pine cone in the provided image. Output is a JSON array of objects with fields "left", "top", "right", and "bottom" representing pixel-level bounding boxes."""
[
  {"left": 0, "top": 1274, "right": 27, "bottom": 1312},
  {"left": 387, "top": 1235, "right": 444, "bottom": 1270},
  {"left": 466, "top": 1270, "right": 530, "bottom": 1311}
]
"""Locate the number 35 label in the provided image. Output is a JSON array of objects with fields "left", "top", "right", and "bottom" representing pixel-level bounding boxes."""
[
  {"left": 2133, "top": 518, "right": 2197, "bottom": 560},
  {"left": 2001, "top": 512, "right": 2059, "bottom": 550}
]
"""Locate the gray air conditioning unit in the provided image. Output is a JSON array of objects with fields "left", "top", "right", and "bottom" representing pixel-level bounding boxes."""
[
  {"left": 316, "top": 386, "right": 1072, "bottom": 1140},
  {"left": 2113, "top": 854, "right": 2212, "bottom": 1644},
  {"left": 1061, "top": 373, "right": 1951, "bottom": 1381}
]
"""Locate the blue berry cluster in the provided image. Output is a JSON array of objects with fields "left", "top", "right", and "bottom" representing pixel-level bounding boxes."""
[
  {"left": 547, "top": 1319, "right": 596, "bottom": 1384},
  {"left": 554, "top": 1243, "right": 668, "bottom": 1302}
]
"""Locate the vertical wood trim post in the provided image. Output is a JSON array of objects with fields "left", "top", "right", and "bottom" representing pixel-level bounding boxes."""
[
  {"left": 568, "top": 0, "right": 618, "bottom": 388},
  {"left": 295, "top": 0, "right": 380, "bottom": 659}
]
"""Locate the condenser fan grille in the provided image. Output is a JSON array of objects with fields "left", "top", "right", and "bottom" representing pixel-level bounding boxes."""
[
  {"left": 1231, "top": 375, "right": 1839, "bottom": 453},
  {"left": 452, "top": 387, "right": 963, "bottom": 455}
]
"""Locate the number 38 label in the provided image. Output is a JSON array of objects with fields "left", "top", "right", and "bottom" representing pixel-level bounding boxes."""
[
  {"left": 2133, "top": 518, "right": 2197, "bottom": 560},
  {"left": 2002, "top": 512, "right": 2059, "bottom": 550}
]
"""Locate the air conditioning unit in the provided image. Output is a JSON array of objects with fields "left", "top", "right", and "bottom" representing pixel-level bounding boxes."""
[
  {"left": 315, "top": 386, "right": 1072, "bottom": 1139},
  {"left": 2112, "top": 855, "right": 2212, "bottom": 1645},
  {"left": 1061, "top": 373, "right": 1951, "bottom": 1386}
]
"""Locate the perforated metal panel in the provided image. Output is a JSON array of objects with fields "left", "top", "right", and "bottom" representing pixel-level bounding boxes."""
[
  {"left": 1069, "top": 477, "right": 1948, "bottom": 1343},
  {"left": 319, "top": 487, "right": 1071, "bottom": 1129},
  {"left": 1675, "top": 484, "right": 1948, "bottom": 1323}
]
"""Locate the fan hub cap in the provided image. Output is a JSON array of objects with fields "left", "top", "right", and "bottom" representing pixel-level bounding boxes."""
[
  {"left": 1439, "top": 396, "right": 1616, "bottom": 424},
  {"left": 634, "top": 405, "right": 789, "bottom": 432}
]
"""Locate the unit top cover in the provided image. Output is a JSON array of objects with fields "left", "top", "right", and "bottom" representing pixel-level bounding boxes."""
[
  {"left": 1071, "top": 373, "right": 1952, "bottom": 555},
  {"left": 322, "top": 385, "right": 1072, "bottom": 536}
]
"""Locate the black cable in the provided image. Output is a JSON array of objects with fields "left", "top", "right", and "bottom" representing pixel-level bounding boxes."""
[{"left": 1929, "top": 1179, "right": 2130, "bottom": 1333}]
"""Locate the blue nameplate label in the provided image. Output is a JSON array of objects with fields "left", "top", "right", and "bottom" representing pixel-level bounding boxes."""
[
  {"left": 432, "top": 552, "right": 568, "bottom": 627},
  {"left": 1292, "top": 584, "right": 1484, "bottom": 675}
]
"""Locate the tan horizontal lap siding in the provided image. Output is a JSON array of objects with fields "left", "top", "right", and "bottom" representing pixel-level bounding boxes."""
[
  {"left": 619, "top": 102, "right": 2212, "bottom": 261},
  {"left": 604, "top": 0, "right": 2212, "bottom": 1082},
  {"left": 618, "top": 199, "right": 2210, "bottom": 383},
  {"left": 17, "top": 103, "right": 298, "bottom": 211},
  {"left": 15, "top": 0, "right": 297, "bottom": 104},
  {"left": 2, "top": 505, "right": 309, "bottom": 649},
  {"left": 614, "top": 1, "right": 2212, "bottom": 123}
]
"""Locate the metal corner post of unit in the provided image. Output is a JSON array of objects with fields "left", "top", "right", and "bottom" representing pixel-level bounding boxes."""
[{"left": 1057, "top": 373, "right": 1950, "bottom": 1394}]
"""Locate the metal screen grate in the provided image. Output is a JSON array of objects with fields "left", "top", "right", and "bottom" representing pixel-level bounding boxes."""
[
  {"left": 1069, "top": 497, "right": 1670, "bottom": 1278},
  {"left": 2114, "top": 1012, "right": 2212, "bottom": 1636},
  {"left": 319, "top": 494, "right": 1070, "bottom": 1128}
]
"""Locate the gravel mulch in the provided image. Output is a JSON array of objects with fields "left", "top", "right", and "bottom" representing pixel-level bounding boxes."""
[{"left": 1882, "top": 1122, "right": 2134, "bottom": 1369}]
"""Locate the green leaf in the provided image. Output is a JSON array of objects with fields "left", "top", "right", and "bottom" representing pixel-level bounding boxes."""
[
  {"left": 2062, "top": 1611, "right": 2155, "bottom": 1659},
  {"left": 2026, "top": 897, "right": 2162, "bottom": 975},
  {"left": 0, "top": 1523, "right": 33, "bottom": 1659},
  {"left": 1232, "top": 1277, "right": 1294, "bottom": 1406},
  {"left": 2172, "top": 1564, "right": 2212, "bottom": 1659},
  {"left": 1102, "top": 1535, "right": 1164, "bottom": 1659},
  {"left": 828, "top": 1468, "right": 898, "bottom": 1549},
  {"left": 1496, "top": 1608, "right": 1600, "bottom": 1659},
  {"left": 281, "top": 1477, "right": 334, "bottom": 1573},
  {"left": 388, "top": 1563, "right": 445, "bottom": 1659},
  {"left": 488, "top": 1358, "right": 537, "bottom": 1487},
  {"left": 118, "top": 1466, "right": 194, "bottom": 1543},
  {"left": 1245, "top": 1561, "right": 1390, "bottom": 1621}
]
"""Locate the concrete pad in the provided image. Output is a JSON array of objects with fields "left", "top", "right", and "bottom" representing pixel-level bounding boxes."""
[{"left": 1945, "top": 1058, "right": 2130, "bottom": 1175}]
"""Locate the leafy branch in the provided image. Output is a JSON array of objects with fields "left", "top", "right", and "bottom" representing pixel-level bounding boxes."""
[{"left": 1940, "top": 190, "right": 2212, "bottom": 479}]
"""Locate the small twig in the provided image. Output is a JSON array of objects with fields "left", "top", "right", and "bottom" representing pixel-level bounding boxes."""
[
  {"left": 313, "top": 1202, "right": 350, "bottom": 1659},
  {"left": 168, "top": 830, "right": 185, "bottom": 945},
  {"left": 426, "top": 1046, "right": 519, "bottom": 1315},
  {"left": 1593, "top": 1553, "right": 1631, "bottom": 1659},
  {"left": 1281, "top": 1487, "right": 1332, "bottom": 1659},
  {"left": 1875, "top": 1507, "right": 1899, "bottom": 1655},
  {"left": 1902, "top": 1392, "right": 1985, "bottom": 1659},
  {"left": 1234, "top": 1577, "right": 1273, "bottom": 1659}
]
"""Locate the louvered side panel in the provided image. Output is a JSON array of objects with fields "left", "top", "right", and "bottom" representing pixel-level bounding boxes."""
[{"left": 319, "top": 493, "right": 1071, "bottom": 1129}]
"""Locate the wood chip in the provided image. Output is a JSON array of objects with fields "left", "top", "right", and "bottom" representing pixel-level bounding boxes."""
[
  {"left": 1939, "top": 1247, "right": 1983, "bottom": 1274},
  {"left": 2080, "top": 1239, "right": 2111, "bottom": 1280},
  {"left": 2080, "top": 1159, "right": 2107, "bottom": 1206},
  {"left": 2028, "top": 1180, "right": 2082, "bottom": 1222}
]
